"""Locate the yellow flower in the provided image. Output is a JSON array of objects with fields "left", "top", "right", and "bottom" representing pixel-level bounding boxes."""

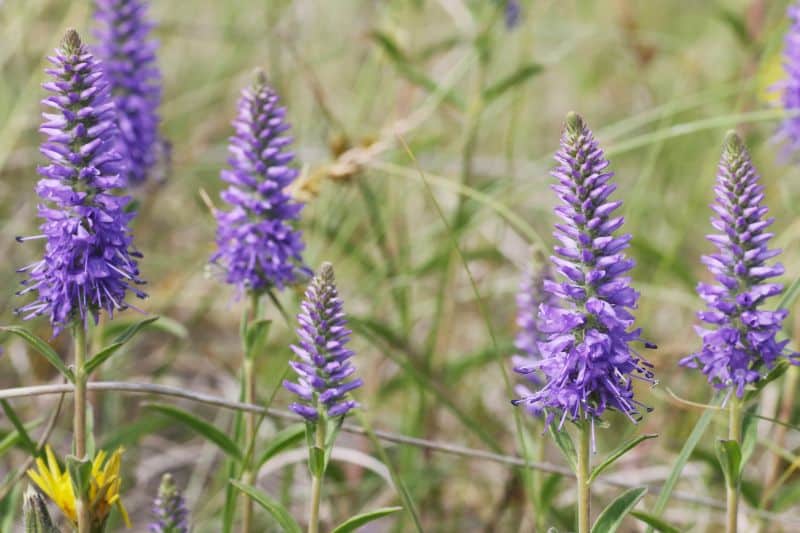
[{"left": 27, "top": 446, "right": 131, "bottom": 531}]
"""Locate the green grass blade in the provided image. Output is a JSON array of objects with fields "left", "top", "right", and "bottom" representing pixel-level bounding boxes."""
[
  {"left": 331, "top": 506, "right": 403, "bottom": 533},
  {"left": 0, "top": 326, "right": 73, "bottom": 382},
  {"left": 591, "top": 486, "right": 647, "bottom": 533},
  {"left": 645, "top": 395, "right": 719, "bottom": 532},
  {"left": 229, "top": 480, "right": 302, "bottom": 533},
  {"left": 145, "top": 403, "right": 242, "bottom": 461}
]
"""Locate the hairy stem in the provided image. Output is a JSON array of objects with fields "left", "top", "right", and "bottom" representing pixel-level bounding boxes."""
[
  {"left": 241, "top": 293, "right": 260, "bottom": 533},
  {"left": 576, "top": 424, "right": 591, "bottom": 533},
  {"left": 727, "top": 398, "right": 743, "bottom": 533},
  {"left": 72, "top": 325, "right": 90, "bottom": 533},
  {"left": 308, "top": 420, "right": 326, "bottom": 533}
]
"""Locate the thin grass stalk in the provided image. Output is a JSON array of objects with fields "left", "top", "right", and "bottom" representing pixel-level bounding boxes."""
[
  {"left": 576, "top": 423, "right": 591, "bottom": 533},
  {"left": 72, "top": 325, "right": 90, "bottom": 533},
  {"left": 727, "top": 398, "right": 743, "bottom": 533}
]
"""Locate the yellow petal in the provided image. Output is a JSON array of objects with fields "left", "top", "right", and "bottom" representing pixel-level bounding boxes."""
[
  {"left": 117, "top": 500, "right": 132, "bottom": 528},
  {"left": 45, "top": 446, "right": 61, "bottom": 477}
]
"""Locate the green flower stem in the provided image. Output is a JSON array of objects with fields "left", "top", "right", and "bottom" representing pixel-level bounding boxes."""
[
  {"left": 727, "top": 397, "right": 743, "bottom": 533},
  {"left": 241, "top": 293, "right": 260, "bottom": 533},
  {"left": 72, "top": 325, "right": 90, "bottom": 533},
  {"left": 308, "top": 420, "right": 326, "bottom": 533},
  {"left": 577, "top": 423, "right": 591, "bottom": 533}
]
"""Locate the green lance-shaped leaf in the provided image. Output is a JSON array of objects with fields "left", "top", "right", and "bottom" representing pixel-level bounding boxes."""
[
  {"left": 85, "top": 316, "right": 160, "bottom": 374},
  {"left": 482, "top": 63, "right": 544, "bottom": 102},
  {"left": 370, "top": 30, "right": 464, "bottom": 109},
  {"left": 591, "top": 486, "right": 648, "bottom": 533},
  {"left": 0, "top": 326, "right": 73, "bottom": 382},
  {"left": 229, "top": 480, "right": 302, "bottom": 533},
  {"left": 331, "top": 507, "right": 403, "bottom": 533},
  {"left": 308, "top": 446, "right": 326, "bottom": 478},
  {"left": 0, "top": 418, "right": 44, "bottom": 457},
  {"left": 0, "top": 401, "right": 38, "bottom": 456},
  {"left": 548, "top": 425, "right": 577, "bottom": 473},
  {"left": 630, "top": 510, "right": 681, "bottom": 533},
  {"left": 716, "top": 439, "right": 742, "bottom": 489},
  {"left": 588, "top": 434, "right": 658, "bottom": 484},
  {"left": 740, "top": 407, "right": 758, "bottom": 471},
  {"left": 244, "top": 319, "right": 271, "bottom": 361},
  {"left": 744, "top": 360, "right": 789, "bottom": 402},
  {"left": 256, "top": 423, "right": 306, "bottom": 469},
  {"left": 145, "top": 403, "right": 242, "bottom": 461},
  {"left": 645, "top": 394, "right": 719, "bottom": 532},
  {"left": 65, "top": 455, "right": 92, "bottom": 501},
  {"left": 772, "top": 479, "right": 800, "bottom": 512},
  {"left": 100, "top": 315, "right": 187, "bottom": 343}
]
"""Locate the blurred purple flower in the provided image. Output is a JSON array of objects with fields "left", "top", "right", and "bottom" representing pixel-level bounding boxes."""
[
  {"left": 775, "top": 2, "right": 800, "bottom": 159},
  {"left": 504, "top": 0, "right": 522, "bottom": 29},
  {"left": 15, "top": 30, "right": 146, "bottom": 335},
  {"left": 94, "top": 0, "right": 165, "bottom": 186},
  {"left": 212, "top": 72, "right": 308, "bottom": 296},
  {"left": 512, "top": 112, "right": 655, "bottom": 428},
  {"left": 511, "top": 265, "right": 557, "bottom": 416},
  {"left": 284, "top": 263, "right": 362, "bottom": 421},
  {"left": 680, "top": 132, "right": 797, "bottom": 397},
  {"left": 149, "top": 473, "right": 189, "bottom": 533}
]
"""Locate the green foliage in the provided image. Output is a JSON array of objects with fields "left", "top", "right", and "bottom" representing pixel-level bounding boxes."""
[
  {"left": 630, "top": 510, "right": 681, "bottom": 533},
  {"left": 591, "top": 487, "right": 647, "bottom": 533},
  {"left": 229, "top": 480, "right": 302, "bottom": 533},
  {"left": 0, "top": 326, "right": 73, "bottom": 382},
  {"left": 331, "top": 506, "right": 403, "bottom": 533},
  {"left": 145, "top": 403, "right": 242, "bottom": 461},
  {"left": 548, "top": 426, "right": 578, "bottom": 473},
  {"left": 86, "top": 316, "right": 160, "bottom": 374},
  {"left": 256, "top": 423, "right": 306, "bottom": 469},
  {"left": 715, "top": 439, "right": 742, "bottom": 489},
  {"left": 645, "top": 397, "right": 718, "bottom": 532},
  {"left": 588, "top": 434, "right": 658, "bottom": 484}
]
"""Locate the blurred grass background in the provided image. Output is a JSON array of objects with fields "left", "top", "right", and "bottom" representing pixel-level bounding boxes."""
[{"left": 1, "top": 0, "right": 800, "bottom": 531}]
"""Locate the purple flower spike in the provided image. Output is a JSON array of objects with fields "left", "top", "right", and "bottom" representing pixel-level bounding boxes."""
[
  {"left": 15, "top": 29, "right": 146, "bottom": 335},
  {"left": 775, "top": 2, "right": 800, "bottom": 159},
  {"left": 212, "top": 71, "right": 308, "bottom": 296},
  {"left": 284, "top": 263, "right": 362, "bottom": 421},
  {"left": 94, "top": 0, "right": 166, "bottom": 186},
  {"left": 512, "top": 112, "right": 656, "bottom": 428},
  {"left": 512, "top": 265, "right": 558, "bottom": 416},
  {"left": 680, "top": 132, "right": 797, "bottom": 397},
  {"left": 149, "top": 473, "right": 189, "bottom": 533}
]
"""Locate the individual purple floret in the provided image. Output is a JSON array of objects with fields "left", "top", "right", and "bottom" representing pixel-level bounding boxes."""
[
  {"left": 212, "top": 71, "right": 308, "bottom": 296},
  {"left": 512, "top": 112, "right": 655, "bottom": 429},
  {"left": 774, "top": 2, "right": 800, "bottom": 159},
  {"left": 504, "top": 0, "right": 522, "bottom": 29},
  {"left": 15, "top": 29, "right": 146, "bottom": 335},
  {"left": 284, "top": 263, "right": 362, "bottom": 421},
  {"left": 149, "top": 473, "right": 189, "bottom": 533},
  {"left": 680, "top": 132, "right": 797, "bottom": 397},
  {"left": 93, "top": 0, "right": 165, "bottom": 186},
  {"left": 511, "top": 265, "right": 557, "bottom": 416}
]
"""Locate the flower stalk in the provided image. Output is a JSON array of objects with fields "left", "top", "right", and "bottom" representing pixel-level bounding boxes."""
[
  {"left": 73, "top": 324, "right": 90, "bottom": 533},
  {"left": 576, "top": 423, "right": 591, "bottom": 533},
  {"left": 308, "top": 420, "right": 326, "bottom": 533},
  {"left": 240, "top": 293, "right": 260, "bottom": 533},
  {"left": 727, "top": 397, "right": 743, "bottom": 533}
]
